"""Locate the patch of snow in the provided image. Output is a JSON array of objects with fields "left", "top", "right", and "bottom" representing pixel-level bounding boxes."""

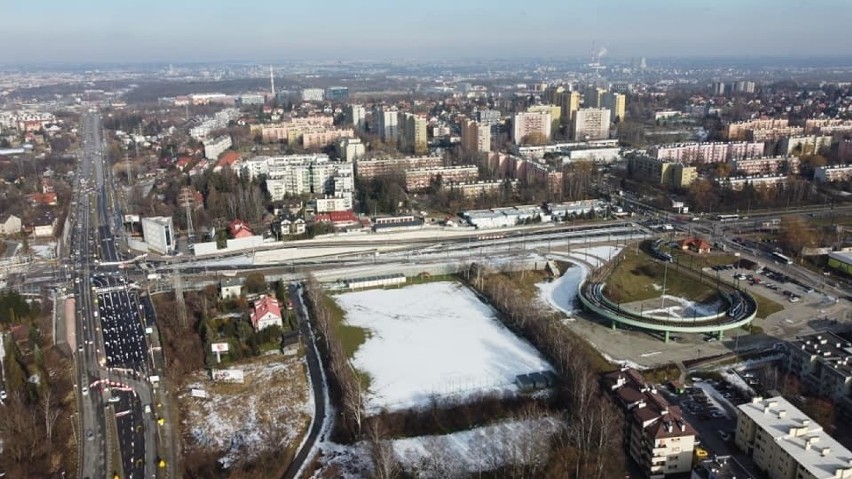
[
  {"left": 536, "top": 264, "right": 587, "bottom": 316},
  {"left": 31, "top": 243, "right": 57, "bottom": 259},
  {"left": 694, "top": 382, "right": 736, "bottom": 420},
  {"left": 599, "top": 351, "right": 647, "bottom": 371},
  {"left": 334, "top": 281, "right": 553, "bottom": 414}
]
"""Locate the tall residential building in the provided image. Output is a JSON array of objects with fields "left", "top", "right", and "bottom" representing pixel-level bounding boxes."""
[
  {"left": 583, "top": 87, "right": 607, "bottom": 108},
  {"left": 399, "top": 112, "right": 428, "bottom": 155},
  {"left": 141, "top": 216, "right": 175, "bottom": 255},
  {"left": 573, "top": 108, "right": 611, "bottom": 140},
  {"left": 372, "top": 106, "right": 399, "bottom": 144},
  {"left": 338, "top": 137, "right": 366, "bottom": 162},
  {"left": 605, "top": 368, "right": 697, "bottom": 478},
  {"left": 602, "top": 92, "right": 626, "bottom": 122},
  {"left": 712, "top": 81, "right": 727, "bottom": 96},
  {"left": 461, "top": 119, "right": 491, "bottom": 154},
  {"left": 629, "top": 155, "right": 697, "bottom": 188},
  {"left": 325, "top": 87, "right": 349, "bottom": 102},
  {"left": 344, "top": 104, "right": 367, "bottom": 131},
  {"left": 736, "top": 396, "right": 852, "bottom": 479},
  {"left": 527, "top": 104, "right": 562, "bottom": 128},
  {"left": 513, "top": 111, "right": 552, "bottom": 145},
  {"left": 561, "top": 90, "right": 581, "bottom": 124},
  {"left": 203, "top": 135, "right": 232, "bottom": 160}
]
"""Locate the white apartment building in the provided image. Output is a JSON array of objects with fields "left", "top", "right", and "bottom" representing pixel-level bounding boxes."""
[
  {"left": 651, "top": 141, "right": 765, "bottom": 164},
  {"left": 141, "top": 216, "right": 175, "bottom": 255},
  {"left": 313, "top": 194, "right": 353, "bottom": 213},
  {"left": 301, "top": 88, "right": 325, "bottom": 102},
  {"left": 338, "top": 137, "right": 366, "bottom": 162},
  {"left": 725, "top": 174, "right": 788, "bottom": 191},
  {"left": 243, "top": 154, "right": 353, "bottom": 201},
  {"left": 736, "top": 397, "right": 852, "bottom": 479},
  {"left": 203, "top": 135, "right": 232, "bottom": 160},
  {"left": 573, "top": 108, "right": 611, "bottom": 141},
  {"left": 189, "top": 108, "right": 240, "bottom": 140},
  {"left": 513, "top": 111, "right": 552, "bottom": 145},
  {"left": 731, "top": 156, "right": 798, "bottom": 176}
]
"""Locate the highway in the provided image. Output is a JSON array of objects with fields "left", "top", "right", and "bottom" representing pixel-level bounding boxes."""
[{"left": 72, "top": 112, "right": 162, "bottom": 479}]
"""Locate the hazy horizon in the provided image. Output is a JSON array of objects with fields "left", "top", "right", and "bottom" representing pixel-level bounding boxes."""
[{"left": 2, "top": 0, "right": 851, "bottom": 64}]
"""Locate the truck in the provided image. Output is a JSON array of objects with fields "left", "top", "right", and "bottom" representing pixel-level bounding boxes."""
[{"left": 147, "top": 273, "right": 161, "bottom": 280}]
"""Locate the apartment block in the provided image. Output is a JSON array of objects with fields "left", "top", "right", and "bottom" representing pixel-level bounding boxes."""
[
  {"left": 355, "top": 156, "right": 444, "bottom": 179},
  {"left": 814, "top": 164, "right": 852, "bottom": 183},
  {"left": 779, "top": 135, "right": 833, "bottom": 156},
  {"left": 735, "top": 396, "right": 852, "bottom": 479},
  {"left": 302, "top": 127, "right": 355, "bottom": 149},
  {"left": 750, "top": 127, "right": 805, "bottom": 142},
  {"left": 629, "top": 156, "right": 696, "bottom": 188},
  {"left": 259, "top": 116, "right": 335, "bottom": 143},
  {"left": 731, "top": 156, "right": 798, "bottom": 176},
  {"left": 344, "top": 104, "right": 367, "bottom": 131},
  {"left": 561, "top": 90, "right": 581, "bottom": 123},
  {"left": 372, "top": 106, "right": 399, "bottom": 143},
  {"left": 651, "top": 141, "right": 765, "bottom": 164},
  {"left": 513, "top": 111, "right": 552, "bottom": 144},
  {"left": 603, "top": 92, "right": 626, "bottom": 122},
  {"left": 527, "top": 104, "right": 562, "bottom": 126},
  {"left": 447, "top": 180, "right": 516, "bottom": 199},
  {"left": 727, "top": 119, "right": 792, "bottom": 141},
  {"left": 461, "top": 119, "right": 491, "bottom": 153},
  {"left": 338, "top": 137, "right": 366, "bottom": 162},
  {"left": 203, "top": 135, "right": 232, "bottom": 160},
  {"left": 584, "top": 87, "right": 607, "bottom": 108},
  {"left": 573, "top": 108, "right": 611, "bottom": 141},
  {"left": 404, "top": 165, "right": 478, "bottom": 192},
  {"left": 724, "top": 175, "right": 788, "bottom": 191},
  {"left": 241, "top": 154, "right": 353, "bottom": 201},
  {"left": 785, "top": 333, "right": 852, "bottom": 402},
  {"left": 804, "top": 119, "right": 852, "bottom": 135},
  {"left": 141, "top": 216, "right": 175, "bottom": 255},
  {"left": 399, "top": 112, "right": 428, "bottom": 155},
  {"left": 605, "top": 368, "right": 697, "bottom": 478},
  {"left": 301, "top": 88, "right": 325, "bottom": 102},
  {"left": 482, "top": 153, "right": 563, "bottom": 196}
]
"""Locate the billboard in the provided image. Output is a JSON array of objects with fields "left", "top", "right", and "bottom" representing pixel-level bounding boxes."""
[
  {"left": 211, "top": 342, "right": 230, "bottom": 353},
  {"left": 211, "top": 369, "right": 244, "bottom": 383}
]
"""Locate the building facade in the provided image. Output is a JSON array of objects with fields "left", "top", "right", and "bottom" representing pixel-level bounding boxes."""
[
  {"left": 814, "top": 164, "right": 852, "bottom": 183},
  {"left": 203, "top": 135, "right": 232, "bottom": 160},
  {"left": 731, "top": 156, "right": 798, "bottom": 176},
  {"left": 736, "top": 396, "right": 852, "bottom": 479},
  {"left": 344, "top": 104, "right": 367, "bottom": 131},
  {"left": 513, "top": 111, "right": 552, "bottom": 145},
  {"left": 629, "top": 156, "right": 697, "bottom": 188},
  {"left": 399, "top": 112, "right": 428, "bottom": 155},
  {"left": 373, "top": 106, "right": 399, "bottom": 143},
  {"left": 573, "top": 108, "right": 611, "bottom": 140},
  {"left": 650, "top": 141, "right": 765, "bottom": 164},
  {"left": 404, "top": 166, "right": 479, "bottom": 192},
  {"left": 141, "top": 216, "right": 175, "bottom": 255},
  {"left": 603, "top": 92, "right": 626, "bottom": 122},
  {"left": 355, "top": 156, "right": 444, "bottom": 179},
  {"left": 606, "top": 368, "right": 697, "bottom": 478},
  {"left": 461, "top": 119, "right": 491, "bottom": 153}
]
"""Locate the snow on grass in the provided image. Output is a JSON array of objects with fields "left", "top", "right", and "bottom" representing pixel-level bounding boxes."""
[
  {"left": 178, "top": 353, "right": 312, "bottom": 469},
  {"left": 640, "top": 295, "right": 725, "bottom": 321},
  {"left": 309, "top": 417, "right": 562, "bottom": 479},
  {"left": 568, "top": 245, "right": 622, "bottom": 268},
  {"left": 334, "top": 281, "right": 553, "bottom": 414},
  {"left": 392, "top": 416, "right": 561, "bottom": 477},
  {"left": 31, "top": 242, "right": 57, "bottom": 258},
  {"left": 536, "top": 264, "right": 587, "bottom": 316}
]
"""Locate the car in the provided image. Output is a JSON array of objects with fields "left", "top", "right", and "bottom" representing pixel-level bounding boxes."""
[
  {"left": 107, "top": 396, "right": 120, "bottom": 403},
  {"left": 704, "top": 337, "right": 718, "bottom": 342},
  {"left": 86, "top": 429, "right": 94, "bottom": 441},
  {"left": 0, "top": 390, "right": 7, "bottom": 400},
  {"left": 82, "top": 386, "right": 89, "bottom": 396},
  {"left": 718, "top": 430, "right": 731, "bottom": 441}
]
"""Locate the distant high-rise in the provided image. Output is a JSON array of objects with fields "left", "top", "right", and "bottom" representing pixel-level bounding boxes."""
[
  {"left": 584, "top": 87, "right": 607, "bottom": 108},
  {"left": 639, "top": 57, "right": 647, "bottom": 69},
  {"left": 372, "top": 106, "right": 399, "bottom": 143},
  {"left": 602, "top": 92, "right": 626, "bottom": 122},
  {"left": 513, "top": 111, "right": 552, "bottom": 145},
  {"left": 269, "top": 65, "right": 275, "bottom": 101},
  {"left": 461, "top": 119, "right": 491, "bottom": 154},
  {"left": 712, "top": 81, "right": 726, "bottom": 96},
  {"left": 301, "top": 88, "right": 325, "bottom": 102},
  {"left": 560, "top": 91, "right": 581, "bottom": 124},
  {"left": 325, "top": 87, "right": 349, "bottom": 102},
  {"left": 344, "top": 105, "right": 366, "bottom": 131},
  {"left": 573, "top": 108, "right": 611, "bottom": 140},
  {"left": 399, "top": 112, "right": 428, "bottom": 155}
]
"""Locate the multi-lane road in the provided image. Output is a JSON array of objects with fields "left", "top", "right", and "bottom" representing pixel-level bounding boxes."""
[{"left": 71, "top": 112, "right": 163, "bottom": 479}]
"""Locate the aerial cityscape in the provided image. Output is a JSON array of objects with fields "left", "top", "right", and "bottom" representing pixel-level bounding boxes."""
[{"left": 2, "top": 2, "right": 852, "bottom": 479}]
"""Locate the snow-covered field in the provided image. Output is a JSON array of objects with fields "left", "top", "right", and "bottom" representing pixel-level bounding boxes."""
[
  {"left": 334, "top": 281, "right": 553, "bottom": 414},
  {"left": 31, "top": 242, "right": 56, "bottom": 259},
  {"left": 178, "top": 354, "right": 312, "bottom": 468},
  {"left": 311, "top": 417, "right": 562, "bottom": 478}
]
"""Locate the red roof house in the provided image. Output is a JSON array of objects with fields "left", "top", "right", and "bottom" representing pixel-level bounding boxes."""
[
  {"left": 679, "top": 237, "right": 712, "bottom": 254},
  {"left": 314, "top": 210, "right": 359, "bottom": 228},
  {"left": 228, "top": 219, "right": 254, "bottom": 239},
  {"left": 250, "top": 295, "right": 283, "bottom": 331}
]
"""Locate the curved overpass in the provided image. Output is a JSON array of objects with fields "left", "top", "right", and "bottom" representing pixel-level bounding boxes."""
[{"left": 578, "top": 269, "right": 757, "bottom": 342}]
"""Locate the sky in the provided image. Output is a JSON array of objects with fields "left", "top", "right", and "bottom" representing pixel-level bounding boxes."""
[{"left": 2, "top": 0, "right": 851, "bottom": 63}]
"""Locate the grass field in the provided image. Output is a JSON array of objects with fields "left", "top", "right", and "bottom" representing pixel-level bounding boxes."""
[
  {"left": 322, "top": 293, "right": 369, "bottom": 360},
  {"left": 603, "top": 249, "right": 721, "bottom": 304},
  {"left": 751, "top": 291, "right": 784, "bottom": 319}
]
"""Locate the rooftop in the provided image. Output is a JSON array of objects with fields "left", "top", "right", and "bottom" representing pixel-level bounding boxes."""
[{"left": 738, "top": 396, "right": 852, "bottom": 479}]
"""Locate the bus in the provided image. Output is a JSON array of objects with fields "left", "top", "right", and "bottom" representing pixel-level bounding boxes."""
[
  {"left": 716, "top": 214, "right": 740, "bottom": 222},
  {"left": 771, "top": 251, "right": 793, "bottom": 265}
]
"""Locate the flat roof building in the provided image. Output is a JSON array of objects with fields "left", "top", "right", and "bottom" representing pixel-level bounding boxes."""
[
  {"left": 141, "top": 216, "right": 175, "bottom": 255},
  {"left": 735, "top": 396, "right": 852, "bottom": 479}
]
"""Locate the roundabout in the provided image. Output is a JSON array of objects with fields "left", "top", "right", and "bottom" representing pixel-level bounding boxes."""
[{"left": 578, "top": 241, "right": 758, "bottom": 342}]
